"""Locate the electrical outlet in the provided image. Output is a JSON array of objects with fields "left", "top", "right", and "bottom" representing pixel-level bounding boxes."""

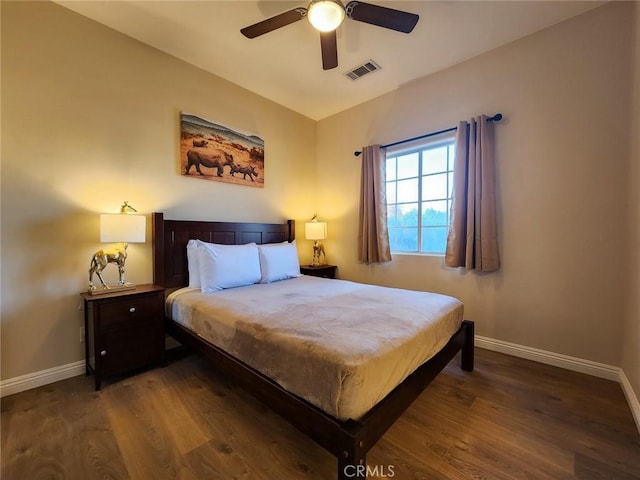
[{"left": 80, "top": 326, "right": 85, "bottom": 343}]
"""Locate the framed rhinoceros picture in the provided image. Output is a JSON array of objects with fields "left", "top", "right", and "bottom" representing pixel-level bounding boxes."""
[{"left": 180, "top": 112, "right": 264, "bottom": 188}]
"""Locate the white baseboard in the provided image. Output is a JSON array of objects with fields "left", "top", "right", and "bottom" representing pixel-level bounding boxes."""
[
  {"left": 476, "top": 335, "right": 640, "bottom": 434},
  {"left": 1, "top": 335, "right": 178, "bottom": 397},
  {"left": 1, "top": 337, "right": 639, "bottom": 435},
  {"left": 0, "top": 360, "right": 85, "bottom": 398},
  {"left": 475, "top": 335, "right": 620, "bottom": 380},
  {"left": 619, "top": 370, "right": 640, "bottom": 434}
]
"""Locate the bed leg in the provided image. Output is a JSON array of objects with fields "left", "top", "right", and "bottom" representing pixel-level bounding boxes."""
[
  {"left": 337, "top": 442, "right": 366, "bottom": 480},
  {"left": 461, "top": 320, "right": 474, "bottom": 372}
]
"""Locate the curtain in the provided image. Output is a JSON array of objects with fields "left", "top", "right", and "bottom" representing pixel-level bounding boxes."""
[
  {"left": 358, "top": 145, "right": 392, "bottom": 263},
  {"left": 445, "top": 115, "right": 500, "bottom": 272}
]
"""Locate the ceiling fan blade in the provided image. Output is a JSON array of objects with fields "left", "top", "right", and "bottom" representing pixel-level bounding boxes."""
[
  {"left": 241, "top": 7, "right": 307, "bottom": 39},
  {"left": 320, "top": 31, "right": 338, "bottom": 70},
  {"left": 346, "top": 1, "right": 419, "bottom": 33}
]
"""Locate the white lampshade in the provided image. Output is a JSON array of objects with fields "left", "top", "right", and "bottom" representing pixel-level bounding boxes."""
[
  {"left": 307, "top": 0, "right": 345, "bottom": 32},
  {"left": 100, "top": 213, "right": 146, "bottom": 243},
  {"left": 305, "top": 221, "right": 327, "bottom": 241}
]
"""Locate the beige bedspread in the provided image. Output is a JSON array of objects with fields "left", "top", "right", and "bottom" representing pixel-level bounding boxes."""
[{"left": 166, "top": 275, "right": 463, "bottom": 421}]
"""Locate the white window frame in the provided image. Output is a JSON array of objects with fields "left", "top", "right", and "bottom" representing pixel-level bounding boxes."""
[{"left": 385, "top": 132, "right": 456, "bottom": 255}]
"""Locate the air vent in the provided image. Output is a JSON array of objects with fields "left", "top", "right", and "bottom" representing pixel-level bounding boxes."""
[{"left": 345, "top": 60, "right": 381, "bottom": 80}]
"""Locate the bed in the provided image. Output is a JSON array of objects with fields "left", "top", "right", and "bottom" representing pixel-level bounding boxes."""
[{"left": 152, "top": 212, "right": 474, "bottom": 479}]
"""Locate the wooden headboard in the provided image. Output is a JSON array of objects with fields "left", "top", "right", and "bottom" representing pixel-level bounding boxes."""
[{"left": 152, "top": 212, "right": 295, "bottom": 288}]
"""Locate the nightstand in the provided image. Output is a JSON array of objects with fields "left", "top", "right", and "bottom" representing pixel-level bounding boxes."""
[
  {"left": 80, "top": 284, "right": 165, "bottom": 390},
  {"left": 300, "top": 264, "right": 337, "bottom": 279}
]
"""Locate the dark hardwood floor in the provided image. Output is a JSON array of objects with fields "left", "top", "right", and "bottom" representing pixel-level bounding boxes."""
[{"left": 2, "top": 348, "right": 639, "bottom": 479}]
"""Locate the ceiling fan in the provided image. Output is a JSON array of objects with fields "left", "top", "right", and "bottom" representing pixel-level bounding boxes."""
[{"left": 240, "top": 0, "right": 419, "bottom": 71}]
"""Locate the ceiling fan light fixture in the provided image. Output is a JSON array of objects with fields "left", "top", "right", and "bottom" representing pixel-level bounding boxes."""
[{"left": 307, "top": 0, "right": 345, "bottom": 32}]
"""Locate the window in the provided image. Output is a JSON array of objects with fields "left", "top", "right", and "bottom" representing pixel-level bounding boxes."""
[{"left": 386, "top": 135, "right": 455, "bottom": 254}]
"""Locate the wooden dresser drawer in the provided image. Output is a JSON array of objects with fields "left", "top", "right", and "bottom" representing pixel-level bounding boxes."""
[{"left": 98, "top": 294, "right": 161, "bottom": 329}]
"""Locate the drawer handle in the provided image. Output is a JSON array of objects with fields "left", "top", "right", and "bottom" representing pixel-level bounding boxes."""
[
  {"left": 129, "top": 307, "right": 136, "bottom": 313},
  {"left": 100, "top": 350, "right": 107, "bottom": 356}
]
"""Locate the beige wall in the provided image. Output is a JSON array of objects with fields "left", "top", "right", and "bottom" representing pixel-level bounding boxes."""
[
  {"left": 0, "top": 1, "right": 317, "bottom": 380},
  {"left": 317, "top": 2, "right": 634, "bottom": 366},
  {"left": 622, "top": 2, "right": 640, "bottom": 412}
]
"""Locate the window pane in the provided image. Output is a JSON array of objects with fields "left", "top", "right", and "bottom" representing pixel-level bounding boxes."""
[
  {"left": 422, "top": 201, "right": 448, "bottom": 226},
  {"left": 397, "top": 178, "right": 419, "bottom": 203},
  {"left": 389, "top": 227, "right": 418, "bottom": 252},
  {"left": 421, "top": 227, "right": 448, "bottom": 253},
  {"left": 422, "top": 173, "right": 448, "bottom": 201},
  {"left": 388, "top": 227, "right": 398, "bottom": 250},
  {"left": 422, "top": 146, "right": 448, "bottom": 174},
  {"left": 448, "top": 172, "right": 454, "bottom": 197},
  {"left": 386, "top": 181, "right": 396, "bottom": 203},
  {"left": 396, "top": 153, "right": 419, "bottom": 179},
  {"left": 397, "top": 203, "right": 419, "bottom": 227},
  {"left": 386, "top": 157, "right": 396, "bottom": 181},
  {"left": 387, "top": 204, "right": 397, "bottom": 227}
]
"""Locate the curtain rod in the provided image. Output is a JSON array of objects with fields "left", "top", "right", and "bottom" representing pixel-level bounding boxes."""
[{"left": 353, "top": 113, "right": 503, "bottom": 157}]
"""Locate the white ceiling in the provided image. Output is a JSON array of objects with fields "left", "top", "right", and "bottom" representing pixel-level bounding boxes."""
[{"left": 56, "top": 0, "right": 604, "bottom": 120}]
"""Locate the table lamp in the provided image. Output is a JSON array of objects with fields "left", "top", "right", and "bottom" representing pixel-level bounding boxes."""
[
  {"left": 88, "top": 201, "right": 146, "bottom": 294},
  {"left": 305, "top": 215, "right": 327, "bottom": 266}
]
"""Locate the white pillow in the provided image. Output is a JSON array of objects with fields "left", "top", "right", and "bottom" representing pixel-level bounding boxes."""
[
  {"left": 186, "top": 239, "right": 201, "bottom": 288},
  {"left": 258, "top": 240, "right": 301, "bottom": 283},
  {"left": 198, "top": 242, "right": 261, "bottom": 292}
]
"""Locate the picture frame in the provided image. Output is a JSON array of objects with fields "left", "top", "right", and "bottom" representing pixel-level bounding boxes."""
[{"left": 180, "top": 113, "right": 264, "bottom": 188}]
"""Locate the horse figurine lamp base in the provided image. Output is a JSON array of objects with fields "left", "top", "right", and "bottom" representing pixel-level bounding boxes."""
[{"left": 88, "top": 243, "right": 136, "bottom": 295}]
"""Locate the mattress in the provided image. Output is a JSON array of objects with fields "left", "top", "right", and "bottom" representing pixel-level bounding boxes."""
[{"left": 166, "top": 275, "right": 463, "bottom": 421}]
